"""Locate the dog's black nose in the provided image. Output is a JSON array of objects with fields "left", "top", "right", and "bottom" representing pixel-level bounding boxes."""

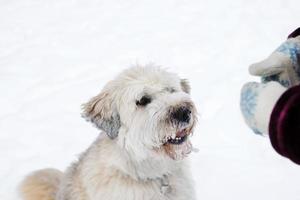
[{"left": 172, "top": 107, "right": 191, "bottom": 123}]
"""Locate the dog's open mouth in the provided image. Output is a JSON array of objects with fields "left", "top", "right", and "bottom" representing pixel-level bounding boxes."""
[
  {"left": 162, "top": 128, "right": 193, "bottom": 160},
  {"left": 165, "top": 129, "right": 188, "bottom": 145}
]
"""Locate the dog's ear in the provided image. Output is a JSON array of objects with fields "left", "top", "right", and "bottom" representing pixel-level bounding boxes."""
[
  {"left": 180, "top": 79, "right": 191, "bottom": 94},
  {"left": 82, "top": 91, "right": 121, "bottom": 139}
]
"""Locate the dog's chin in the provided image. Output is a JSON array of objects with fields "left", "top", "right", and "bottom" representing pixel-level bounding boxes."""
[{"left": 162, "top": 128, "right": 193, "bottom": 160}]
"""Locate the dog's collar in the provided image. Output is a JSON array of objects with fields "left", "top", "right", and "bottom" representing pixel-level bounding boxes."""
[{"left": 158, "top": 174, "right": 172, "bottom": 195}]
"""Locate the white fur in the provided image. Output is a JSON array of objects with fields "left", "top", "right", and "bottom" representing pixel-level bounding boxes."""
[
  {"left": 22, "top": 66, "right": 196, "bottom": 200},
  {"left": 23, "top": 66, "right": 198, "bottom": 200}
]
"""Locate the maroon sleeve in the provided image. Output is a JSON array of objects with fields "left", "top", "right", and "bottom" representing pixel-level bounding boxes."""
[
  {"left": 288, "top": 27, "right": 300, "bottom": 38},
  {"left": 269, "top": 85, "right": 300, "bottom": 165}
]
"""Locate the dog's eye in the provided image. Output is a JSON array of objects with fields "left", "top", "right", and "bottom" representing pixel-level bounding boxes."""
[{"left": 136, "top": 96, "right": 151, "bottom": 106}]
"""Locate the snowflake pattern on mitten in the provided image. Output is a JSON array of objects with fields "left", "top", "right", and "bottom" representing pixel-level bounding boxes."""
[
  {"left": 276, "top": 40, "right": 300, "bottom": 76},
  {"left": 261, "top": 74, "right": 290, "bottom": 87},
  {"left": 240, "top": 82, "right": 264, "bottom": 135}
]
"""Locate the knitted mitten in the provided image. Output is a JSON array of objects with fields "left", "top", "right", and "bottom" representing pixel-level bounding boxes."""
[
  {"left": 249, "top": 29, "right": 300, "bottom": 87},
  {"left": 240, "top": 81, "right": 286, "bottom": 136}
]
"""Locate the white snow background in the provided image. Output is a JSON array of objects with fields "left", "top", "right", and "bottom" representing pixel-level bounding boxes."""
[{"left": 1, "top": 0, "right": 300, "bottom": 199}]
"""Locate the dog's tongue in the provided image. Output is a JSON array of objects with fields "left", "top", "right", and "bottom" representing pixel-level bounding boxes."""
[
  {"left": 172, "top": 140, "right": 193, "bottom": 160},
  {"left": 176, "top": 129, "right": 187, "bottom": 137}
]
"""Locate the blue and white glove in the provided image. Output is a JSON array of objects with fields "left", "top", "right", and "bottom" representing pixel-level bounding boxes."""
[
  {"left": 240, "top": 81, "right": 286, "bottom": 136},
  {"left": 241, "top": 29, "right": 300, "bottom": 136},
  {"left": 249, "top": 35, "right": 300, "bottom": 88}
]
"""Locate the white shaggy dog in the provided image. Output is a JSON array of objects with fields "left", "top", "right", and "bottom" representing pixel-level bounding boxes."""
[{"left": 20, "top": 66, "right": 198, "bottom": 200}]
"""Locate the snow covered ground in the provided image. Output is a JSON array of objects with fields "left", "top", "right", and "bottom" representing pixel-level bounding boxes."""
[{"left": 1, "top": 0, "right": 300, "bottom": 199}]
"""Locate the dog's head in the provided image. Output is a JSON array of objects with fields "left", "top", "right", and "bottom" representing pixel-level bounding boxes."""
[{"left": 82, "top": 66, "right": 197, "bottom": 161}]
